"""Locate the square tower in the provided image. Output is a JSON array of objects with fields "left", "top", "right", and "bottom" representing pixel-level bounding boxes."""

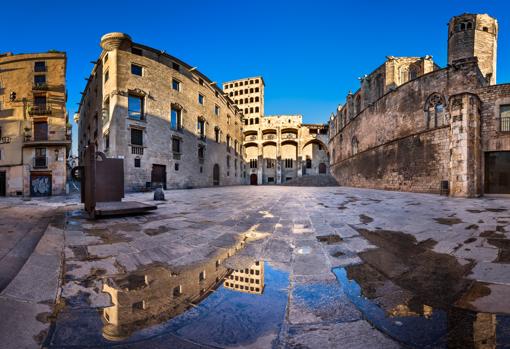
[{"left": 223, "top": 76, "right": 264, "bottom": 124}]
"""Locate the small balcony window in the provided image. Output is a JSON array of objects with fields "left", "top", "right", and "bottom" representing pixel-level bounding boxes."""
[
  {"left": 170, "top": 107, "right": 182, "bottom": 130},
  {"left": 131, "top": 128, "right": 143, "bottom": 146},
  {"left": 128, "top": 94, "right": 144, "bottom": 120},
  {"left": 500, "top": 105, "right": 510, "bottom": 132},
  {"left": 198, "top": 94, "right": 204, "bottom": 105},
  {"left": 34, "top": 61, "right": 46, "bottom": 72},
  {"left": 34, "top": 75, "right": 46, "bottom": 87}
]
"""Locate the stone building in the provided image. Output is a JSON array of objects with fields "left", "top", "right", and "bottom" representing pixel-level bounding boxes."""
[
  {"left": 329, "top": 13, "right": 510, "bottom": 197},
  {"left": 223, "top": 260, "right": 264, "bottom": 294},
  {"left": 223, "top": 76, "right": 264, "bottom": 124},
  {"left": 77, "top": 33, "right": 246, "bottom": 191},
  {"left": 0, "top": 52, "right": 70, "bottom": 197},
  {"left": 225, "top": 77, "right": 329, "bottom": 185}
]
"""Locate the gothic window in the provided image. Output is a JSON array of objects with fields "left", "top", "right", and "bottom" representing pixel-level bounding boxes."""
[
  {"left": 355, "top": 95, "right": 361, "bottom": 115},
  {"left": 425, "top": 93, "right": 446, "bottom": 129},
  {"left": 409, "top": 66, "right": 419, "bottom": 81},
  {"left": 400, "top": 67, "right": 409, "bottom": 84},
  {"left": 351, "top": 136, "right": 358, "bottom": 155}
]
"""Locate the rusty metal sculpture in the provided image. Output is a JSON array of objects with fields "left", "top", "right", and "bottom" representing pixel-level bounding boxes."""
[{"left": 73, "top": 144, "right": 156, "bottom": 218}]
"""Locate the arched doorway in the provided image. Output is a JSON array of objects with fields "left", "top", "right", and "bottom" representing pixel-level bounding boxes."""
[
  {"left": 250, "top": 174, "right": 258, "bottom": 185},
  {"left": 213, "top": 164, "right": 220, "bottom": 186},
  {"left": 319, "top": 163, "right": 327, "bottom": 174}
]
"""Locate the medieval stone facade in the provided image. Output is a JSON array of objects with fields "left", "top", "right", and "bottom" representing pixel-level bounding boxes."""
[
  {"left": 0, "top": 52, "right": 70, "bottom": 197},
  {"left": 242, "top": 114, "right": 329, "bottom": 184},
  {"left": 77, "top": 33, "right": 246, "bottom": 191},
  {"left": 328, "top": 13, "right": 510, "bottom": 197}
]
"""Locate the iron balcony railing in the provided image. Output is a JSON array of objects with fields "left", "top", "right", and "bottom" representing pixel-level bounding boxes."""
[
  {"left": 28, "top": 105, "right": 52, "bottom": 116},
  {"left": 131, "top": 145, "right": 144, "bottom": 155},
  {"left": 33, "top": 156, "right": 48, "bottom": 168},
  {"left": 501, "top": 117, "right": 510, "bottom": 132},
  {"left": 0, "top": 137, "right": 11, "bottom": 144},
  {"left": 246, "top": 135, "right": 257, "bottom": 141},
  {"left": 282, "top": 133, "right": 297, "bottom": 139},
  {"left": 263, "top": 134, "right": 276, "bottom": 140},
  {"left": 32, "top": 83, "right": 49, "bottom": 91}
]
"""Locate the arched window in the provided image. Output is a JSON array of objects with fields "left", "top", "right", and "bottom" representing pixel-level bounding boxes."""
[
  {"left": 214, "top": 126, "right": 221, "bottom": 143},
  {"left": 355, "top": 95, "right": 361, "bottom": 115},
  {"left": 409, "top": 66, "right": 419, "bottom": 81},
  {"left": 351, "top": 136, "right": 359, "bottom": 155},
  {"left": 400, "top": 67, "right": 409, "bottom": 84},
  {"left": 425, "top": 93, "right": 446, "bottom": 129}
]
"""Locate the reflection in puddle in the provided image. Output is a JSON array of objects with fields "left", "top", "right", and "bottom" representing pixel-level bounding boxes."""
[
  {"left": 48, "top": 260, "right": 288, "bottom": 348},
  {"left": 333, "top": 267, "right": 510, "bottom": 348}
]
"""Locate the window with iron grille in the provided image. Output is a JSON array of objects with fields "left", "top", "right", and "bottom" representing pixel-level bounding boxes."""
[
  {"left": 285, "top": 159, "right": 293, "bottom": 168},
  {"left": 172, "top": 137, "right": 181, "bottom": 153},
  {"left": 130, "top": 128, "right": 143, "bottom": 146},
  {"left": 500, "top": 105, "right": 510, "bottom": 132}
]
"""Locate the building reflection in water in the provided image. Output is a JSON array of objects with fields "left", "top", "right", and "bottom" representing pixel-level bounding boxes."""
[
  {"left": 336, "top": 265, "right": 504, "bottom": 349},
  {"left": 223, "top": 260, "right": 265, "bottom": 294},
  {"left": 100, "top": 238, "right": 266, "bottom": 342}
]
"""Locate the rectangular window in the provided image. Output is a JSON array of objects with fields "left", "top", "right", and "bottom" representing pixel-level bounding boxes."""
[
  {"left": 104, "top": 70, "right": 109, "bottom": 83},
  {"left": 131, "top": 128, "right": 143, "bottom": 146},
  {"left": 128, "top": 94, "right": 144, "bottom": 120},
  {"left": 34, "top": 95, "right": 47, "bottom": 107},
  {"left": 250, "top": 159, "right": 258, "bottom": 169},
  {"left": 500, "top": 105, "right": 510, "bottom": 132},
  {"left": 172, "top": 62, "right": 180, "bottom": 71},
  {"left": 34, "top": 121, "right": 48, "bottom": 141},
  {"left": 198, "top": 144, "right": 205, "bottom": 159},
  {"left": 172, "top": 137, "right": 181, "bottom": 153},
  {"left": 267, "top": 159, "right": 275, "bottom": 168},
  {"left": 173, "top": 285, "right": 182, "bottom": 297},
  {"left": 104, "top": 133, "right": 110, "bottom": 149},
  {"left": 198, "top": 93, "right": 204, "bottom": 105},
  {"left": 227, "top": 155, "right": 230, "bottom": 168},
  {"left": 170, "top": 108, "right": 181, "bottom": 130},
  {"left": 199, "top": 270, "right": 206, "bottom": 282},
  {"left": 134, "top": 158, "right": 141, "bottom": 167},
  {"left": 34, "top": 75, "right": 46, "bottom": 86},
  {"left": 34, "top": 148, "right": 47, "bottom": 168},
  {"left": 172, "top": 79, "right": 181, "bottom": 91},
  {"left": 285, "top": 159, "right": 293, "bottom": 168},
  {"left": 34, "top": 61, "right": 46, "bottom": 72},
  {"left": 131, "top": 64, "right": 143, "bottom": 76},
  {"left": 197, "top": 119, "right": 205, "bottom": 139},
  {"left": 214, "top": 105, "right": 220, "bottom": 116}
]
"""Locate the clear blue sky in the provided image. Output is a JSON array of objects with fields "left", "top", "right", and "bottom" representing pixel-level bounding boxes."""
[{"left": 1, "top": 0, "right": 509, "bottom": 155}]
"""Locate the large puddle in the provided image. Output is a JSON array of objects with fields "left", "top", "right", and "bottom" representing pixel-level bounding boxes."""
[{"left": 45, "top": 227, "right": 510, "bottom": 348}]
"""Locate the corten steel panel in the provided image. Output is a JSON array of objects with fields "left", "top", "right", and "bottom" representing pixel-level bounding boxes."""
[{"left": 95, "top": 158, "right": 124, "bottom": 202}]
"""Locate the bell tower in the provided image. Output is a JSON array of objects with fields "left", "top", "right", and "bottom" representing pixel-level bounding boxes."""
[{"left": 447, "top": 14, "right": 498, "bottom": 85}]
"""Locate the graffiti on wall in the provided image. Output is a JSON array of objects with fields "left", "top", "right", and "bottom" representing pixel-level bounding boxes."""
[{"left": 31, "top": 175, "right": 52, "bottom": 196}]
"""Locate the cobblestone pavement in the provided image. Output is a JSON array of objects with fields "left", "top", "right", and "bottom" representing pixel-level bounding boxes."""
[{"left": 1, "top": 186, "right": 510, "bottom": 348}]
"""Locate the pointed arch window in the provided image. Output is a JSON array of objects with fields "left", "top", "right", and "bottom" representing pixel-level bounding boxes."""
[{"left": 425, "top": 93, "right": 446, "bottom": 129}]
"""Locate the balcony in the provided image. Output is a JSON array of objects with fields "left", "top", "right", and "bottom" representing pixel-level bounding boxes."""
[
  {"left": 131, "top": 145, "right": 144, "bottom": 155},
  {"left": 0, "top": 137, "right": 11, "bottom": 144},
  {"left": 502, "top": 117, "right": 510, "bottom": 132},
  {"left": 28, "top": 105, "right": 52, "bottom": 116},
  {"left": 32, "top": 83, "right": 49, "bottom": 91},
  {"left": 282, "top": 133, "right": 297, "bottom": 140},
  {"left": 33, "top": 156, "right": 48, "bottom": 169}
]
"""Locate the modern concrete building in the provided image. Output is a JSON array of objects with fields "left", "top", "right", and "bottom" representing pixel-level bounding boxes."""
[
  {"left": 77, "top": 33, "right": 246, "bottom": 191},
  {"left": 329, "top": 13, "right": 510, "bottom": 197},
  {"left": 242, "top": 114, "right": 329, "bottom": 185},
  {"left": 0, "top": 51, "right": 70, "bottom": 196}
]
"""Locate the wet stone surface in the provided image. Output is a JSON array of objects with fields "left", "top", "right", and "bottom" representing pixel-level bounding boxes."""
[{"left": 2, "top": 186, "right": 510, "bottom": 348}]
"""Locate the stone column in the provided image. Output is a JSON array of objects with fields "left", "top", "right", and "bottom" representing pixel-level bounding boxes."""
[{"left": 448, "top": 93, "right": 482, "bottom": 197}]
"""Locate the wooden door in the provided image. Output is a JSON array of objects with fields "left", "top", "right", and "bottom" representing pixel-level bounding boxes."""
[
  {"left": 0, "top": 172, "right": 5, "bottom": 196},
  {"left": 250, "top": 174, "right": 257, "bottom": 185},
  {"left": 319, "top": 163, "right": 327, "bottom": 174},
  {"left": 213, "top": 164, "right": 220, "bottom": 186},
  {"left": 151, "top": 164, "right": 167, "bottom": 189}
]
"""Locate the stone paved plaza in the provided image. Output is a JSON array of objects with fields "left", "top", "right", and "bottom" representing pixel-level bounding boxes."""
[{"left": 0, "top": 186, "right": 509, "bottom": 348}]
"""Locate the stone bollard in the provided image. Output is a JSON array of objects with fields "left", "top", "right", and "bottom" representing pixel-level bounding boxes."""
[{"left": 154, "top": 187, "right": 165, "bottom": 201}]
